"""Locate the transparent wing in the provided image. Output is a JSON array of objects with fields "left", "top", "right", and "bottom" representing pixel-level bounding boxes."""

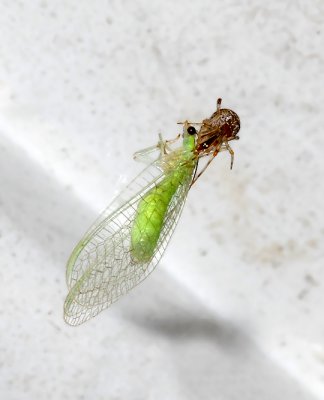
[{"left": 64, "top": 157, "right": 196, "bottom": 326}]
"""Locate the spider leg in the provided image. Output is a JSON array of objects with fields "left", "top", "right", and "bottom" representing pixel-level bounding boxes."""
[{"left": 224, "top": 141, "right": 235, "bottom": 169}]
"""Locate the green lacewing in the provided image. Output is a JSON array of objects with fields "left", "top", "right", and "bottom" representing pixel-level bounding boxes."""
[{"left": 64, "top": 99, "right": 240, "bottom": 325}]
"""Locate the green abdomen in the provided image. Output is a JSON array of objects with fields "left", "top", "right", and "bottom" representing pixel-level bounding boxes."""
[{"left": 130, "top": 169, "right": 186, "bottom": 262}]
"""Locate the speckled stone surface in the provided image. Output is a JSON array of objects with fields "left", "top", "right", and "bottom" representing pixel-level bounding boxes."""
[{"left": 0, "top": 1, "right": 323, "bottom": 399}]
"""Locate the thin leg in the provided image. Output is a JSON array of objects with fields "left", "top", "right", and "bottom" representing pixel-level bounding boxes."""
[
  {"left": 191, "top": 140, "right": 234, "bottom": 185},
  {"left": 133, "top": 144, "right": 161, "bottom": 163},
  {"left": 164, "top": 134, "right": 181, "bottom": 153},
  {"left": 158, "top": 133, "right": 168, "bottom": 155},
  {"left": 191, "top": 152, "right": 218, "bottom": 185},
  {"left": 177, "top": 121, "right": 203, "bottom": 125},
  {"left": 217, "top": 98, "right": 222, "bottom": 111},
  {"left": 133, "top": 133, "right": 180, "bottom": 163},
  {"left": 198, "top": 125, "right": 220, "bottom": 138},
  {"left": 165, "top": 134, "right": 180, "bottom": 145},
  {"left": 219, "top": 144, "right": 228, "bottom": 151},
  {"left": 133, "top": 134, "right": 166, "bottom": 163},
  {"left": 225, "top": 141, "right": 234, "bottom": 169}
]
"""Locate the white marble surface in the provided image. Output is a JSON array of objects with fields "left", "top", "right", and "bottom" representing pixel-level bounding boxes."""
[{"left": 1, "top": 1, "right": 324, "bottom": 399}]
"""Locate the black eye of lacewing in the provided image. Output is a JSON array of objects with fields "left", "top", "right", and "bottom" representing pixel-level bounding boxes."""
[{"left": 187, "top": 126, "right": 197, "bottom": 135}]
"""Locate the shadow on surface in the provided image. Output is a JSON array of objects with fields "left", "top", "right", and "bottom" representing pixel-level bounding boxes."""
[
  {"left": 121, "top": 270, "right": 316, "bottom": 400},
  {"left": 0, "top": 134, "right": 96, "bottom": 265}
]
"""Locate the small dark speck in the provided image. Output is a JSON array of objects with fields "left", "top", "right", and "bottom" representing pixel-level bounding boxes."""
[
  {"left": 152, "top": 45, "right": 161, "bottom": 58},
  {"left": 198, "top": 58, "right": 209, "bottom": 65},
  {"left": 297, "top": 288, "right": 308, "bottom": 300},
  {"left": 233, "top": 213, "right": 240, "bottom": 222},
  {"left": 307, "top": 239, "right": 318, "bottom": 249},
  {"left": 199, "top": 249, "right": 208, "bottom": 257},
  {"left": 305, "top": 274, "right": 318, "bottom": 286},
  {"left": 193, "top": 88, "right": 201, "bottom": 97},
  {"left": 262, "top": 279, "right": 270, "bottom": 287}
]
